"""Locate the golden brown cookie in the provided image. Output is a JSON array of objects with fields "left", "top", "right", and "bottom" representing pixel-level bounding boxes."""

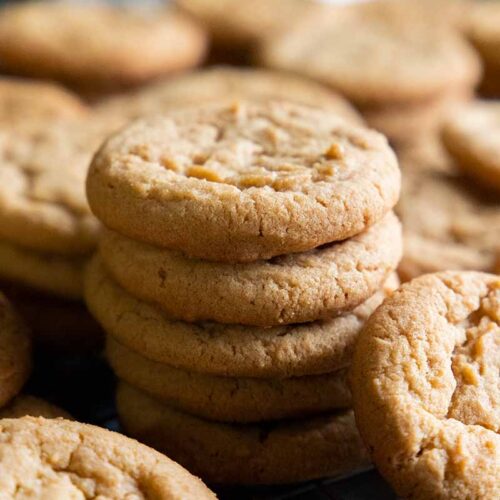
[
  {"left": 442, "top": 101, "right": 500, "bottom": 192},
  {"left": 396, "top": 169, "right": 500, "bottom": 281},
  {"left": 118, "top": 383, "right": 369, "bottom": 485},
  {"left": 85, "top": 256, "right": 399, "bottom": 378},
  {"left": 260, "top": 0, "right": 480, "bottom": 107},
  {"left": 0, "top": 121, "right": 105, "bottom": 256},
  {"left": 0, "top": 77, "right": 86, "bottom": 130},
  {"left": 0, "top": 292, "right": 31, "bottom": 409},
  {"left": 108, "top": 337, "right": 350, "bottom": 423},
  {"left": 0, "top": 395, "right": 70, "bottom": 419},
  {"left": 97, "top": 66, "right": 364, "bottom": 125},
  {"left": 0, "top": 416, "right": 215, "bottom": 498},
  {"left": 0, "top": 2, "right": 207, "bottom": 92},
  {"left": 100, "top": 212, "right": 401, "bottom": 326},
  {"left": 87, "top": 100, "right": 400, "bottom": 262},
  {"left": 351, "top": 272, "right": 499, "bottom": 500}
]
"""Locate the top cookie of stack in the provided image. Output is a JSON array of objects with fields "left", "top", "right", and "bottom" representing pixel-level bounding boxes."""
[{"left": 87, "top": 100, "right": 400, "bottom": 263}]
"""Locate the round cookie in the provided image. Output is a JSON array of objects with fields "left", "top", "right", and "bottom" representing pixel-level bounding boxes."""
[
  {"left": 0, "top": 292, "right": 31, "bottom": 409},
  {"left": 118, "top": 383, "right": 369, "bottom": 485},
  {"left": 396, "top": 169, "right": 500, "bottom": 281},
  {"left": 0, "top": 416, "right": 215, "bottom": 499},
  {"left": 260, "top": 0, "right": 480, "bottom": 106},
  {"left": 0, "top": 240, "right": 85, "bottom": 299},
  {"left": 351, "top": 271, "right": 499, "bottom": 500},
  {"left": 98, "top": 66, "right": 364, "bottom": 125},
  {"left": 85, "top": 256, "right": 399, "bottom": 378},
  {"left": 87, "top": 100, "right": 400, "bottom": 262},
  {"left": 0, "top": 120, "right": 106, "bottom": 256},
  {"left": 0, "top": 395, "right": 70, "bottom": 419},
  {"left": 0, "top": 77, "right": 86, "bottom": 130},
  {"left": 107, "top": 337, "right": 350, "bottom": 423},
  {"left": 100, "top": 212, "right": 401, "bottom": 326},
  {"left": 442, "top": 102, "right": 500, "bottom": 192},
  {"left": 0, "top": 2, "right": 207, "bottom": 92}
]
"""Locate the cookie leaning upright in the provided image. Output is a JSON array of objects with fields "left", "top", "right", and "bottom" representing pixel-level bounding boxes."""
[
  {"left": 0, "top": 1, "right": 207, "bottom": 93},
  {"left": 87, "top": 100, "right": 400, "bottom": 262},
  {"left": 0, "top": 417, "right": 216, "bottom": 499},
  {"left": 351, "top": 271, "right": 499, "bottom": 499}
]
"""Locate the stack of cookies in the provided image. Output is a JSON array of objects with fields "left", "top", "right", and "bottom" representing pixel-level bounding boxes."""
[{"left": 85, "top": 100, "right": 402, "bottom": 484}]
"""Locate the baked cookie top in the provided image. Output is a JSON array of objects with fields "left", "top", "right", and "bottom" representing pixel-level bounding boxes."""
[
  {"left": 85, "top": 256, "right": 398, "bottom": 378},
  {"left": 0, "top": 416, "right": 215, "bottom": 499},
  {"left": 396, "top": 169, "right": 500, "bottom": 280},
  {"left": 467, "top": 0, "right": 500, "bottom": 48},
  {"left": 443, "top": 101, "right": 500, "bottom": 192},
  {"left": 98, "top": 66, "right": 363, "bottom": 125},
  {"left": 0, "top": 292, "right": 31, "bottom": 409},
  {"left": 351, "top": 272, "right": 499, "bottom": 500},
  {"left": 0, "top": 2, "right": 206, "bottom": 90},
  {"left": 260, "top": 1, "right": 480, "bottom": 105},
  {"left": 0, "top": 395, "right": 70, "bottom": 420},
  {"left": 88, "top": 100, "right": 400, "bottom": 262},
  {"left": 0, "top": 78, "right": 86, "bottom": 130},
  {"left": 100, "top": 212, "right": 401, "bottom": 326},
  {"left": 0, "top": 119, "right": 111, "bottom": 255}
]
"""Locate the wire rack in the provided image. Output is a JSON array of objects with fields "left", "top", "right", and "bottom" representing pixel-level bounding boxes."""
[{"left": 26, "top": 351, "right": 396, "bottom": 500}]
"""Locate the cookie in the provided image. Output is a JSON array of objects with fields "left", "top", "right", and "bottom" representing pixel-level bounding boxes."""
[
  {"left": 442, "top": 102, "right": 500, "bottom": 192},
  {"left": 85, "top": 256, "right": 399, "bottom": 378},
  {"left": 0, "top": 77, "right": 86, "bottom": 130},
  {"left": 0, "top": 416, "right": 215, "bottom": 498},
  {"left": 466, "top": 1, "right": 500, "bottom": 97},
  {"left": 260, "top": 0, "right": 480, "bottom": 107},
  {"left": 0, "top": 240, "right": 85, "bottom": 299},
  {"left": 100, "top": 212, "right": 401, "bottom": 326},
  {"left": 0, "top": 2, "right": 207, "bottom": 92},
  {"left": 177, "top": 0, "right": 319, "bottom": 56},
  {"left": 118, "top": 383, "right": 369, "bottom": 485},
  {"left": 87, "top": 100, "right": 400, "bottom": 262},
  {"left": 0, "top": 121, "right": 105, "bottom": 256},
  {"left": 107, "top": 337, "right": 350, "bottom": 423},
  {"left": 351, "top": 271, "right": 499, "bottom": 499},
  {"left": 0, "top": 292, "right": 31, "bottom": 409},
  {"left": 98, "top": 66, "right": 364, "bottom": 125},
  {"left": 0, "top": 395, "right": 70, "bottom": 419},
  {"left": 396, "top": 169, "right": 500, "bottom": 281}
]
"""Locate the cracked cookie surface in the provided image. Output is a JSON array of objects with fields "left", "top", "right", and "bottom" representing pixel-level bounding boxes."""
[
  {"left": 118, "top": 383, "right": 369, "bottom": 485},
  {"left": 0, "top": 416, "right": 215, "bottom": 499},
  {"left": 87, "top": 100, "right": 400, "bottom": 262},
  {"left": 108, "top": 337, "right": 350, "bottom": 423},
  {"left": 351, "top": 271, "right": 500, "bottom": 500},
  {"left": 0, "top": 293, "right": 31, "bottom": 409},
  {"left": 85, "top": 256, "right": 398, "bottom": 378},
  {"left": 100, "top": 212, "right": 401, "bottom": 325}
]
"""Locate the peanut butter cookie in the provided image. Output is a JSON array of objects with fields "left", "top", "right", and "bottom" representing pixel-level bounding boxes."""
[
  {"left": 443, "top": 101, "right": 500, "bottom": 192},
  {"left": 0, "top": 395, "right": 70, "bottom": 419},
  {"left": 88, "top": 100, "right": 400, "bottom": 262},
  {"left": 0, "top": 2, "right": 207, "bottom": 92},
  {"left": 108, "top": 337, "right": 350, "bottom": 423},
  {"left": 118, "top": 383, "right": 369, "bottom": 485},
  {"left": 85, "top": 256, "right": 398, "bottom": 378},
  {"left": 100, "top": 212, "right": 401, "bottom": 325},
  {"left": 0, "top": 416, "right": 215, "bottom": 498},
  {"left": 351, "top": 271, "right": 499, "bottom": 500}
]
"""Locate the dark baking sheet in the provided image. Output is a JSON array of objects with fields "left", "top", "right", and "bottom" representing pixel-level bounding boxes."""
[{"left": 26, "top": 351, "right": 396, "bottom": 500}]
